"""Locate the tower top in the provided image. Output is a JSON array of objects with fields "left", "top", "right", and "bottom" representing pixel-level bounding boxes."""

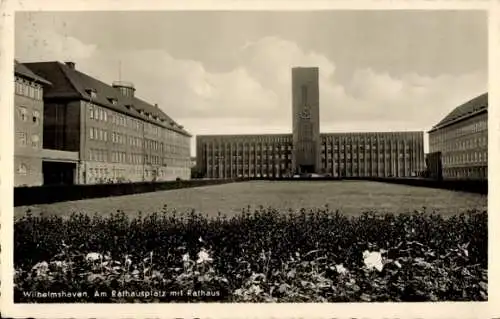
[{"left": 292, "top": 66, "right": 319, "bottom": 70}]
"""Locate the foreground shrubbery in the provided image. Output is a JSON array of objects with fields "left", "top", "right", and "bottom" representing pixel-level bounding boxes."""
[{"left": 14, "top": 206, "right": 487, "bottom": 302}]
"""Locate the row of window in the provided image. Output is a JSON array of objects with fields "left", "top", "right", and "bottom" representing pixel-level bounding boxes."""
[
  {"left": 444, "top": 167, "right": 487, "bottom": 179},
  {"left": 203, "top": 136, "right": 420, "bottom": 146},
  {"left": 87, "top": 148, "right": 191, "bottom": 167},
  {"left": 16, "top": 132, "right": 40, "bottom": 148},
  {"left": 208, "top": 171, "right": 413, "bottom": 177},
  {"left": 15, "top": 77, "right": 44, "bottom": 100},
  {"left": 208, "top": 161, "right": 414, "bottom": 169},
  {"left": 431, "top": 118, "right": 487, "bottom": 145},
  {"left": 17, "top": 106, "right": 41, "bottom": 125},
  {"left": 87, "top": 103, "right": 189, "bottom": 146},
  {"left": 86, "top": 166, "right": 190, "bottom": 181},
  {"left": 89, "top": 149, "right": 109, "bottom": 162},
  {"left": 88, "top": 127, "right": 189, "bottom": 156},
  {"left": 207, "top": 151, "right": 413, "bottom": 161},
  {"left": 432, "top": 135, "right": 487, "bottom": 153},
  {"left": 443, "top": 151, "right": 488, "bottom": 165},
  {"left": 89, "top": 127, "right": 109, "bottom": 142},
  {"left": 206, "top": 143, "right": 416, "bottom": 153}
]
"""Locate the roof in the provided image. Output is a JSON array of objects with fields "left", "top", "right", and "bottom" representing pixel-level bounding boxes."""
[
  {"left": 429, "top": 93, "right": 488, "bottom": 132},
  {"left": 23, "top": 61, "right": 191, "bottom": 137},
  {"left": 14, "top": 60, "right": 51, "bottom": 85}
]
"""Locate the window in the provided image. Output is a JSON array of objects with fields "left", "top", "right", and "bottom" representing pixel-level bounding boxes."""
[
  {"left": 29, "top": 85, "right": 35, "bottom": 99},
  {"left": 19, "top": 106, "right": 28, "bottom": 121},
  {"left": 89, "top": 105, "right": 94, "bottom": 119},
  {"left": 301, "top": 85, "right": 308, "bottom": 105},
  {"left": 90, "top": 128, "right": 94, "bottom": 139},
  {"left": 33, "top": 110, "right": 40, "bottom": 125},
  {"left": 36, "top": 87, "right": 43, "bottom": 100},
  {"left": 17, "top": 163, "right": 27, "bottom": 175},
  {"left": 31, "top": 134, "right": 39, "bottom": 148},
  {"left": 15, "top": 81, "right": 22, "bottom": 95},
  {"left": 17, "top": 132, "right": 27, "bottom": 146}
]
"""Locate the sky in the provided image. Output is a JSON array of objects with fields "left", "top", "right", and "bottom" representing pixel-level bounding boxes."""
[{"left": 15, "top": 11, "right": 488, "bottom": 155}]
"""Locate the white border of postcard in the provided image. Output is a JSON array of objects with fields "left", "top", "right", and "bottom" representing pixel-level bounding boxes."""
[{"left": 1, "top": 0, "right": 499, "bottom": 318}]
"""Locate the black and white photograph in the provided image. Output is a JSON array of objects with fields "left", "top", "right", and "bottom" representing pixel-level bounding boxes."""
[{"left": 1, "top": 2, "right": 494, "bottom": 316}]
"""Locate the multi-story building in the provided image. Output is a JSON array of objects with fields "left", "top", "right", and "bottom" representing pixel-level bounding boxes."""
[
  {"left": 196, "top": 132, "right": 424, "bottom": 179},
  {"left": 14, "top": 60, "right": 51, "bottom": 186},
  {"left": 196, "top": 67, "right": 425, "bottom": 179},
  {"left": 24, "top": 61, "right": 192, "bottom": 184},
  {"left": 428, "top": 93, "right": 488, "bottom": 180}
]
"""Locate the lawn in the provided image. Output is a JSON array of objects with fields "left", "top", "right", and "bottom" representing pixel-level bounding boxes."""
[{"left": 15, "top": 180, "right": 487, "bottom": 219}]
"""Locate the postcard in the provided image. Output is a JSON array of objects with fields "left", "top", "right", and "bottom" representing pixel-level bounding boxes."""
[{"left": 1, "top": 0, "right": 498, "bottom": 318}]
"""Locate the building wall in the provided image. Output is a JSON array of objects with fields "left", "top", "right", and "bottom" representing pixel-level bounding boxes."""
[
  {"left": 196, "top": 131, "right": 424, "bottom": 179},
  {"left": 43, "top": 101, "right": 81, "bottom": 151},
  {"left": 428, "top": 111, "right": 487, "bottom": 180},
  {"left": 197, "top": 135, "right": 293, "bottom": 179},
  {"left": 78, "top": 100, "right": 191, "bottom": 184},
  {"left": 292, "top": 67, "right": 321, "bottom": 173},
  {"left": 425, "top": 152, "right": 443, "bottom": 180},
  {"left": 319, "top": 132, "right": 424, "bottom": 177},
  {"left": 14, "top": 75, "right": 44, "bottom": 186}
]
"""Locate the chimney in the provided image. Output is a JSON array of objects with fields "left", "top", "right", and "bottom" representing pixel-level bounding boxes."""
[
  {"left": 154, "top": 103, "right": 159, "bottom": 108},
  {"left": 65, "top": 61, "right": 76, "bottom": 69}
]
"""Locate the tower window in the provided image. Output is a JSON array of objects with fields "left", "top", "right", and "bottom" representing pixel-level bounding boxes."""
[{"left": 301, "top": 85, "right": 308, "bottom": 105}]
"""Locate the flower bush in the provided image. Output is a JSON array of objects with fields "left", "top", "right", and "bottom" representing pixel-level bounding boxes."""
[{"left": 14, "top": 206, "right": 487, "bottom": 302}]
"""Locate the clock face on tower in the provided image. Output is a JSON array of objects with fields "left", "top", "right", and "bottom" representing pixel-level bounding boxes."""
[{"left": 299, "top": 106, "right": 311, "bottom": 119}]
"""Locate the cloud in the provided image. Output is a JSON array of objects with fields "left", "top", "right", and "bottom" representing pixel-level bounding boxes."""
[
  {"left": 15, "top": 30, "right": 487, "bottom": 156},
  {"left": 16, "top": 29, "right": 97, "bottom": 62}
]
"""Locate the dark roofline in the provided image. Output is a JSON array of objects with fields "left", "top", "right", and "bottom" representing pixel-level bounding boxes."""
[
  {"left": 25, "top": 61, "right": 191, "bottom": 137},
  {"left": 57, "top": 62, "right": 191, "bottom": 136},
  {"left": 428, "top": 93, "right": 488, "bottom": 133},
  {"left": 79, "top": 95, "right": 192, "bottom": 137},
  {"left": 14, "top": 60, "right": 52, "bottom": 85},
  {"left": 428, "top": 108, "right": 487, "bottom": 133}
]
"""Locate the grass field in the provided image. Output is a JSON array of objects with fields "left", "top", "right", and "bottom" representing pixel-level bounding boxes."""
[{"left": 15, "top": 180, "right": 487, "bottom": 219}]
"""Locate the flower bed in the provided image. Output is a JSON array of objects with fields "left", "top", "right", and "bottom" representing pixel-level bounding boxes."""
[{"left": 14, "top": 206, "right": 487, "bottom": 302}]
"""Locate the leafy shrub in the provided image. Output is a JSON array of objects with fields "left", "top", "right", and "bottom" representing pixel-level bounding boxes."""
[{"left": 14, "top": 206, "right": 487, "bottom": 302}]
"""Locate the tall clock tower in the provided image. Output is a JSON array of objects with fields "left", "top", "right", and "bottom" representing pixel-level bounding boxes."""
[{"left": 291, "top": 67, "right": 321, "bottom": 175}]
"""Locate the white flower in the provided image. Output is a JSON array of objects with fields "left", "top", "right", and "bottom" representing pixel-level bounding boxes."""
[
  {"left": 335, "top": 264, "right": 348, "bottom": 275},
  {"left": 50, "top": 260, "right": 64, "bottom": 268},
  {"left": 182, "top": 253, "right": 190, "bottom": 262},
  {"left": 363, "top": 250, "right": 384, "bottom": 272},
  {"left": 198, "top": 236, "right": 204, "bottom": 242},
  {"left": 86, "top": 252, "right": 102, "bottom": 262},
  {"left": 32, "top": 261, "right": 49, "bottom": 276},
  {"left": 250, "top": 284, "right": 263, "bottom": 295},
  {"left": 33, "top": 261, "right": 49, "bottom": 270},
  {"left": 125, "top": 256, "right": 132, "bottom": 267},
  {"left": 196, "top": 248, "right": 213, "bottom": 264},
  {"left": 394, "top": 260, "right": 402, "bottom": 268}
]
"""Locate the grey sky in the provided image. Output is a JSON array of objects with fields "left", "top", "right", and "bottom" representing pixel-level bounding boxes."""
[{"left": 15, "top": 11, "right": 488, "bottom": 154}]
